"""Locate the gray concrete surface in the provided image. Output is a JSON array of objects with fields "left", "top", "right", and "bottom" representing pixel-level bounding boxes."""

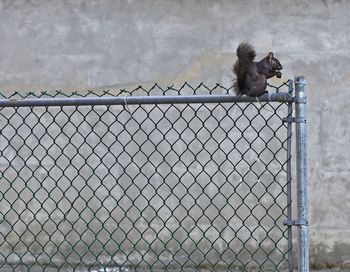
[{"left": 0, "top": 0, "right": 350, "bottom": 269}]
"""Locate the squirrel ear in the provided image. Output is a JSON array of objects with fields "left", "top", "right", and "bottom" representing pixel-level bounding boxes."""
[{"left": 268, "top": 52, "right": 274, "bottom": 61}]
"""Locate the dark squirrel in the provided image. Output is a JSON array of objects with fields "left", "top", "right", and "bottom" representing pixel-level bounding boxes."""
[{"left": 233, "top": 43, "right": 283, "bottom": 97}]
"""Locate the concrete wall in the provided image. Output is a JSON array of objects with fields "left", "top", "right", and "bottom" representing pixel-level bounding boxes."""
[{"left": 0, "top": 0, "right": 350, "bottom": 269}]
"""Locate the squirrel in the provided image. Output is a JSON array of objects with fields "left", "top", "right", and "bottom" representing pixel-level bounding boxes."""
[{"left": 233, "top": 43, "right": 283, "bottom": 97}]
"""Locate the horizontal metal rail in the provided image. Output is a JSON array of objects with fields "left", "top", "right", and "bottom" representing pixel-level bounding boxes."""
[{"left": 0, "top": 92, "right": 294, "bottom": 107}]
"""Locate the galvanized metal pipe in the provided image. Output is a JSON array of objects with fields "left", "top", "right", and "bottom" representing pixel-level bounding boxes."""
[
  {"left": 287, "top": 79, "right": 294, "bottom": 272},
  {"left": 295, "top": 76, "right": 309, "bottom": 272},
  {"left": 0, "top": 92, "right": 294, "bottom": 108}
]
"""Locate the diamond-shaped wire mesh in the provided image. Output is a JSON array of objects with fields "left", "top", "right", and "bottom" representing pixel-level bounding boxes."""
[{"left": 0, "top": 83, "right": 292, "bottom": 271}]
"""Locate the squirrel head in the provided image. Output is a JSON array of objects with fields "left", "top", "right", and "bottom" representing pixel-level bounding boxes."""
[{"left": 267, "top": 52, "right": 282, "bottom": 71}]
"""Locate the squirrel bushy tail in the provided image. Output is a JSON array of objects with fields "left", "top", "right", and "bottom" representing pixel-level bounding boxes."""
[
  {"left": 236, "top": 43, "right": 256, "bottom": 65},
  {"left": 233, "top": 42, "right": 283, "bottom": 97},
  {"left": 233, "top": 43, "right": 256, "bottom": 96}
]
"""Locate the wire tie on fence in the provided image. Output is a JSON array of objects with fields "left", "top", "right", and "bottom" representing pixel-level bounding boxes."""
[
  {"left": 121, "top": 94, "right": 137, "bottom": 126},
  {"left": 124, "top": 94, "right": 130, "bottom": 113},
  {"left": 123, "top": 94, "right": 134, "bottom": 123},
  {"left": 256, "top": 96, "right": 274, "bottom": 113}
]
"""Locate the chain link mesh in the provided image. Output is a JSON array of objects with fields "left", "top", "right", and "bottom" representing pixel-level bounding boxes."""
[{"left": 0, "top": 83, "right": 292, "bottom": 271}]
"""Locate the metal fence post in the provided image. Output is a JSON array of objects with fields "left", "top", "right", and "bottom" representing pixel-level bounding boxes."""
[
  {"left": 287, "top": 79, "right": 294, "bottom": 272},
  {"left": 295, "top": 76, "right": 309, "bottom": 272}
]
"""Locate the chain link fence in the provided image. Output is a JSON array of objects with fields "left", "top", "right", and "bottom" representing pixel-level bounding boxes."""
[{"left": 0, "top": 81, "right": 306, "bottom": 271}]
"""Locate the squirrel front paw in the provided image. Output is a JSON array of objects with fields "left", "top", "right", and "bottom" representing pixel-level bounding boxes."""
[{"left": 276, "top": 71, "right": 282, "bottom": 78}]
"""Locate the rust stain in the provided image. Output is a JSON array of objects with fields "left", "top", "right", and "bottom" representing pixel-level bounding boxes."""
[{"left": 173, "top": 53, "right": 232, "bottom": 83}]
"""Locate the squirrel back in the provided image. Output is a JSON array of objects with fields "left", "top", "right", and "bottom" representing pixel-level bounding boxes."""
[{"left": 233, "top": 43, "right": 282, "bottom": 97}]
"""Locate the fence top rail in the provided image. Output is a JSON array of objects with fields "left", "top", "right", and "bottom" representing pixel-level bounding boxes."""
[
  {"left": 0, "top": 92, "right": 294, "bottom": 108},
  {"left": 0, "top": 81, "right": 291, "bottom": 100}
]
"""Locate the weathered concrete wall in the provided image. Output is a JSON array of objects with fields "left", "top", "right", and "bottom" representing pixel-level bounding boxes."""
[{"left": 0, "top": 0, "right": 349, "bottom": 269}]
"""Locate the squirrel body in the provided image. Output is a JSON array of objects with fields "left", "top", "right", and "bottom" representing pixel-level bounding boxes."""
[{"left": 233, "top": 43, "right": 282, "bottom": 97}]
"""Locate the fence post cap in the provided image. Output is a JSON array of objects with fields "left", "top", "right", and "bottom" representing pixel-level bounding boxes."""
[{"left": 295, "top": 76, "right": 306, "bottom": 85}]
